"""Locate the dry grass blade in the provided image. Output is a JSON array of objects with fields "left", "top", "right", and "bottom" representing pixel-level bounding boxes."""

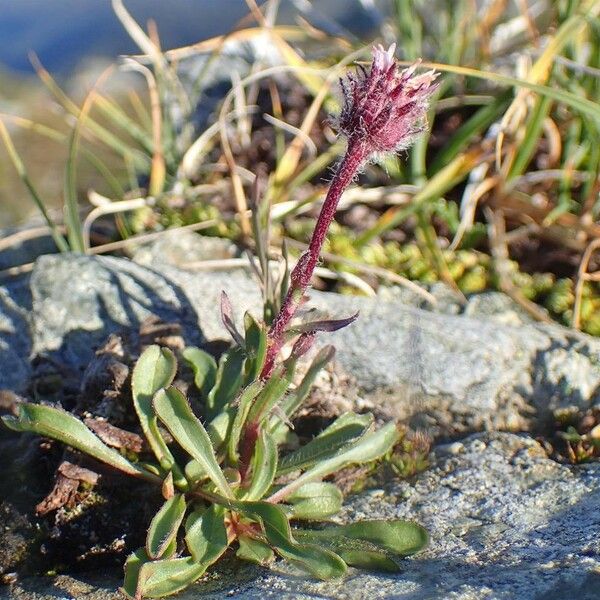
[{"left": 573, "top": 238, "right": 600, "bottom": 330}]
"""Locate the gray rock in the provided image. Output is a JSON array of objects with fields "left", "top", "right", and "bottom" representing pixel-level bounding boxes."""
[
  {"left": 28, "top": 254, "right": 204, "bottom": 374},
  {"left": 0, "top": 276, "right": 32, "bottom": 392},
  {"left": 2, "top": 253, "right": 598, "bottom": 435},
  {"left": 3, "top": 433, "right": 599, "bottom": 599}
]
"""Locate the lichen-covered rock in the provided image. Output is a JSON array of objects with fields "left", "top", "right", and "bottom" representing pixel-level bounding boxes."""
[{"left": 3, "top": 433, "right": 599, "bottom": 599}]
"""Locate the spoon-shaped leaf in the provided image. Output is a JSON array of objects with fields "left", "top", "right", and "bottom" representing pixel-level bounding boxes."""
[
  {"left": 277, "top": 412, "right": 373, "bottom": 475},
  {"left": 207, "top": 347, "right": 245, "bottom": 418},
  {"left": 146, "top": 494, "right": 186, "bottom": 559},
  {"left": 269, "top": 422, "right": 399, "bottom": 503},
  {"left": 294, "top": 519, "right": 428, "bottom": 571},
  {"left": 236, "top": 535, "right": 275, "bottom": 565},
  {"left": 185, "top": 504, "right": 228, "bottom": 564},
  {"left": 2, "top": 403, "right": 159, "bottom": 483},
  {"left": 286, "top": 482, "right": 343, "bottom": 520},
  {"left": 244, "top": 429, "right": 278, "bottom": 501},
  {"left": 154, "top": 387, "right": 232, "bottom": 499},
  {"left": 136, "top": 556, "right": 207, "bottom": 598},
  {"left": 131, "top": 345, "right": 177, "bottom": 470},
  {"left": 232, "top": 500, "right": 346, "bottom": 580},
  {"left": 182, "top": 347, "right": 217, "bottom": 399}
]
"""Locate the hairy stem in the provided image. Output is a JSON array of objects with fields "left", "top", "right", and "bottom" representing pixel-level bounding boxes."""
[{"left": 261, "top": 140, "right": 367, "bottom": 378}]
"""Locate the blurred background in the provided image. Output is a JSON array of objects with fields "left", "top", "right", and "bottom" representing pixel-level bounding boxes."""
[{"left": 2, "top": 0, "right": 600, "bottom": 338}]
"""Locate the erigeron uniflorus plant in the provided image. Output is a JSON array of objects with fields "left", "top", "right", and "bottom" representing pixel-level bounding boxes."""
[{"left": 3, "top": 45, "right": 437, "bottom": 599}]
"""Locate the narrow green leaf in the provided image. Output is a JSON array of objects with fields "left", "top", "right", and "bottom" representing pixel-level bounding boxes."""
[
  {"left": 182, "top": 347, "right": 217, "bottom": 400},
  {"left": 277, "top": 413, "right": 373, "bottom": 475},
  {"left": 294, "top": 519, "right": 428, "bottom": 571},
  {"left": 185, "top": 505, "right": 228, "bottom": 564},
  {"left": 279, "top": 346, "right": 335, "bottom": 419},
  {"left": 64, "top": 127, "right": 85, "bottom": 253},
  {"left": 243, "top": 312, "right": 267, "bottom": 382},
  {"left": 246, "top": 372, "right": 290, "bottom": 426},
  {"left": 227, "top": 381, "right": 263, "bottom": 465},
  {"left": 136, "top": 556, "right": 207, "bottom": 598},
  {"left": 236, "top": 535, "right": 275, "bottom": 565},
  {"left": 1, "top": 403, "right": 157, "bottom": 482},
  {"left": 269, "top": 423, "right": 399, "bottom": 503},
  {"left": 244, "top": 430, "right": 278, "bottom": 501},
  {"left": 153, "top": 387, "right": 232, "bottom": 499},
  {"left": 286, "top": 482, "right": 343, "bottom": 520},
  {"left": 131, "top": 345, "right": 177, "bottom": 470},
  {"left": 233, "top": 500, "right": 346, "bottom": 580},
  {"left": 207, "top": 347, "right": 245, "bottom": 418},
  {"left": 146, "top": 494, "right": 186, "bottom": 559}
]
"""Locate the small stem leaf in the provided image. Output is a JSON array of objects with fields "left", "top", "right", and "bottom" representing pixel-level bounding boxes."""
[
  {"left": 136, "top": 556, "right": 207, "bottom": 598},
  {"left": 286, "top": 482, "right": 343, "bottom": 520},
  {"left": 131, "top": 346, "right": 178, "bottom": 469},
  {"left": 246, "top": 372, "right": 290, "bottom": 426},
  {"left": 153, "top": 387, "right": 232, "bottom": 499},
  {"left": 243, "top": 312, "right": 268, "bottom": 382},
  {"left": 182, "top": 347, "right": 217, "bottom": 399},
  {"left": 184, "top": 505, "right": 228, "bottom": 563},
  {"left": 207, "top": 347, "right": 245, "bottom": 418},
  {"left": 277, "top": 346, "right": 335, "bottom": 420},
  {"left": 227, "top": 381, "right": 264, "bottom": 465},
  {"left": 236, "top": 535, "right": 275, "bottom": 565},
  {"left": 2, "top": 403, "right": 158, "bottom": 483},
  {"left": 220, "top": 291, "right": 246, "bottom": 348},
  {"left": 291, "top": 312, "right": 359, "bottom": 334},
  {"left": 277, "top": 412, "right": 373, "bottom": 476},
  {"left": 233, "top": 500, "right": 347, "bottom": 580},
  {"left": 146, "top": 493, "right": 187, "bottom": 559},
  {"left": 244, "top": 429, "right": 278, "bottom": 501},
  {"left": 269, "top": 422, "right": 399, "bottom": 503},
  {"left": 294, "top": 519, "right": 428, "bottom": 571}
]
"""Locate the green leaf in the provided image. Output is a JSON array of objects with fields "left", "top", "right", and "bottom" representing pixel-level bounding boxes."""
[
  {"left": 279, "top": 346, "right": 335, "bottom": 419},
  {"left": 227, "top": 380, "right": 263, "bottom": 465},
  {"left": 246, "top": 372, "right": 290, "bottom": 426},
  {"left": 131, "top": 345, "right": 177, "bottom": 470},
  {"left": 207, "top": 347, "right": 245, "bottom": 418},
  {"left": 244, "top": 430, "right": 278, "bottom": 501},
  {"left": 207, "top": 407, "right": 233, "bottom": 450},
  {"left": 269, "top": 422, "right": 399, "bottom": 503},
  {"left": 122, "top": 548, "right": 147, "bottom": 599},
  {"left": 236, "top": 535, "right": 275, "bottom": 565},
  {"left": 185, "top": 504, "right": 228, "bottom": 564},
  {"left": 286, "top": 482, "right": 343, "bottom": 520},
  {"left": 233, "top": 500, "right": 346, "bottom": 580},
  {"left": 277, "top": 412, "right": 373, "bottom": 475},
  {"left": 243, "top": 312, "right": 267, "bottom": 382},
  {"left": 153, "top": 387, "right": 232, "bottom": 499},
  {"left": 182, "top": 347, "right": 217, "bottom": 399},
  {"left": 1, "top": 403, "right": 158, "bottom": 483},
  {"left": 294, "top": 519, "right": 428, "bottom": 571},
  {"left": 146, "top": 494, "right": 186, "bottom": 559},
  {"left": 136, "top": 556, "right": 207, "bottom": 598}
]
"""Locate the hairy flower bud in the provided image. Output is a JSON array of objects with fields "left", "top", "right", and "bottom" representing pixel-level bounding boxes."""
[{"left": 337, "top": 43, "right": 438, "bottom": 156}]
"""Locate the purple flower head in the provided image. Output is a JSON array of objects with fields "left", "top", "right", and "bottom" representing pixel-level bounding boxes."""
[{"left": 338, "top": 43, "right": 438, "bottom": 156}]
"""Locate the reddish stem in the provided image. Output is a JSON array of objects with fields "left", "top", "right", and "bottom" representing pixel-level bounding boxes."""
[{"left": 261, "top": 140, "right": 367, "bottom": 378}]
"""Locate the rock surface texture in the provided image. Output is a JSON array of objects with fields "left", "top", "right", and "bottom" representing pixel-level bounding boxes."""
[
  {"left": 2, "top": 433, "right": 599, "bottom": 599},
  {"left": 2, "top": 245, "right": 598, "bottom": 435}
]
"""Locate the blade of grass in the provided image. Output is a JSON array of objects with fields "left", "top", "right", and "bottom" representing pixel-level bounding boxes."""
[{"left": 0, "top": 119, "right": 69, "bottom": 252}]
